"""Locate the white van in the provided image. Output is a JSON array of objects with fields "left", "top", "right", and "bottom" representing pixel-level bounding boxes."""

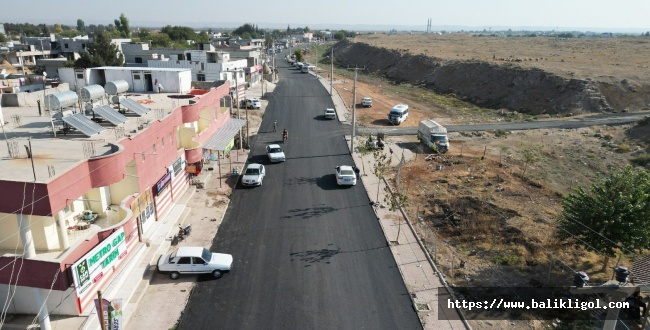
[{"left": 387, "top": 104, "right": 409, "bottom": 125}]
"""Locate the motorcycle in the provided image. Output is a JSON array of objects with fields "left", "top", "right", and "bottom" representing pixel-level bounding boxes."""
[{"left": 171, "top": 224, "right": 192, "bottom": 245}]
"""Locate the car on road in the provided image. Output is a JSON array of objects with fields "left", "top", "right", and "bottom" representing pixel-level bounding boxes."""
[
  {"left": 266, "top": 144, "right": 286, "bottom": 162},
  {"left": 242, "top": 163, "right": 266, "bottom": 186},
  {"left": 335, "top": 165, "right": 357, "bottom": 186},
  {"left": 157, "top": 246, "right": 233, "bottom": 280},
  {"left": 361, "top": 97, "right": 373, "bottom": 107},
  {"left": 245, "top": 98, "right": 261, "bottom": 109},
  {"left": 324, "top": 108, "right": 336, "bottom": 119}
]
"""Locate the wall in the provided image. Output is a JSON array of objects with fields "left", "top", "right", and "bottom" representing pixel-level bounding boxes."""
[
  {"left": 0, "top": 212, "right": 21, "bottom": 249},
  {"left": 0, "top": 83, "right": 71, "bottom": 107}
]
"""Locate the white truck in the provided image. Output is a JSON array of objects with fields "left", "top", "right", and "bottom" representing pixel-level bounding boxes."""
[{"left": 418, "top": 119, "right": 450, "bottom": 153}]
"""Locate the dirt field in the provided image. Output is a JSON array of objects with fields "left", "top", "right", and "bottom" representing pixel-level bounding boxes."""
[{"left": 313, "top": 35, "right": 650, "bottom": 328}]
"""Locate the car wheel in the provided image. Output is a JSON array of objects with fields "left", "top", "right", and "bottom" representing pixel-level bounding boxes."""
[
  {"left": 170, "top": 272, "right": 180, "bottom": 280},
  {"left": 212, "top": 270, "right": 223, "bottom": 279}
]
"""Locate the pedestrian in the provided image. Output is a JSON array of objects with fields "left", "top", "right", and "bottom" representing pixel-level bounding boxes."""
[
  {"left": 353, "top": 166, "right": 360, "bottom": 180},
  {"left": 157, "top": 82, "right": 164, "bottom": 93}
]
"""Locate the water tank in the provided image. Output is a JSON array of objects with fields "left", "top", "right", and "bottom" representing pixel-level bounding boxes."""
[
  {"left": 44, "top": 91, "right": 78, "bottom": 110},
  {"left": 80, "top": 85, "right": 105, "bottom": 102},
  {"left": 105, "top": 80, "right": 129, "bottom": 95}
]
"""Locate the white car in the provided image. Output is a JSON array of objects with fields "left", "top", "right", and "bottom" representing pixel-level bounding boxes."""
[
  {"left": 242, "top": 163, "right": 265, "bottom": 186},
  {"left": 245, "top": 98, "right": 261, "bottom": 109},
  {"left": 157, "top": 246, "right": 233, "bottom": 280},
  {"left": 266, "top": 144, "right": 286, "bottom": 162},
  {"left": 335, "top": 165, "right": 357, "bottom": 186},
  {"left": 324, "top": 108, "right": 336, "bottom": 119},
  {"left": 361, "top": 97, "right": 373, "bottom": 108}
]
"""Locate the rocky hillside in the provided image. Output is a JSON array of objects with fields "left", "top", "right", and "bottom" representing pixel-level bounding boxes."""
[{"left": 330, "top": 38, "right": 650, "bottom": 115}]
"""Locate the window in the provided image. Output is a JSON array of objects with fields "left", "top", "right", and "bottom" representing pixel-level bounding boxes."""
[
  {"left": 64, "top": 43, "right": 69, "bottom": 49},
  {"left": 177, "top": 257, "right": 192, "bottom": 264},
  {"left": 82, "top": 44, "right": 86, "bottom": 49},
  {"left": 134, "top": 75, "right": 141, "bottom": 80},
  {"left": 200, "top": 63, "right": 204, "bottom": 71},
  {"left": 152, "top": 143, "right": 157, "bottom": 154},
  {"left": 135, "top": 57, "right": 143, "bottom": 64},
  {"left": 63, "top": 204, "right": 72, "bottom": 214},
  {"left": 76, "top": 73, "right": 83, "bottom": 79},
  {"left": 161, "top": 137, "right": 165, "bottom": 147},
  {"left": 186, "top": 53, "right": 192, "bottom": 61},
  {"left": 197, "top": 74, "right": 206, "bottom": 82}
]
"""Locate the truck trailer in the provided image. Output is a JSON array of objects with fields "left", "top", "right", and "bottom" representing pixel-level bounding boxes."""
[{"left": 418, "top": 119, "right": 450, "bottom": 153}]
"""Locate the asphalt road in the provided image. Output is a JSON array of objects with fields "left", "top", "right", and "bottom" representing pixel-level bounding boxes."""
[
  {"left": 359, "top": 111, "right": 650, "bottom": 136},
  {"left": 178, "top": 54, "right": 422, "bottom": 329}
]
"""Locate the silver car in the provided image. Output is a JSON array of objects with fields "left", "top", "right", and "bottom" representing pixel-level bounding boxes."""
[
  {"left": 335, "top": 165, "right": 357, "bottom": 186},
  {"left": 242, "top": 163, "right": 266, "bottom": 186},
  {"left": 266, "top": 144, "right": 286, "bottom": 162},
  {"left": 157, "top": 246, "right": 233, "bottom": 280}
]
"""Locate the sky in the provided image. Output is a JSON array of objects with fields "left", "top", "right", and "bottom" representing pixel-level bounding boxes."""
[{"left": 1, "top": 0, "right": 649, "bottom": 32}]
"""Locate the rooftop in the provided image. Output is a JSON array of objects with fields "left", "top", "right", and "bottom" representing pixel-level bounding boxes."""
[{"left": 0, "top": 92, "right": 193, "bottom": 184}]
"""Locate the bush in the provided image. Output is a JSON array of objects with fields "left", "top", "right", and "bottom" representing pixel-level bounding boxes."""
[
  {"left": 638, "top": 116, "right": 650, "bottom": 126},
  {"left": 630, "top": 154, "right": 650, "bottom": 167},
  {"left": 615, "top": 143, "right": 632, "bottom": 153}
]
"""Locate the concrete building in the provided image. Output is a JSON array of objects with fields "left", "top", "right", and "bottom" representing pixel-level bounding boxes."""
[
  {"left": 59, "top": 67, "right": 192, "bottom": 94},
  {"left": 0, "top": 75, "right": 243, "bottom": 317}
]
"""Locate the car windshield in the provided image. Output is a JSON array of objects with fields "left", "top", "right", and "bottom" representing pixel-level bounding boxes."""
[
  {"left": 340, "top": 170, "right": 354, "bottom": 176},
  {"left": 245, "top": 168, "right": 260, "bottom": 175},
  {"left": 269, "top": 148, "right": 282, "bottom": 153},
  {"left": 201, "top": 248, "right": 211, "bottom": 262}
]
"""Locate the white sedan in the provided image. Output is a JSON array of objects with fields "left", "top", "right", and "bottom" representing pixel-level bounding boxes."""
[
  {"left": 335, "top": 165, "right": 357, "bottom": 186},
  {"left": 157, "top": 246, "right": 233, "bottom": 280},
  {"left": 242, "top": 163, "right": 265, "bottom": 186},
  {"left": 266, "top": 144, "right": 286, "bottom": 162}
]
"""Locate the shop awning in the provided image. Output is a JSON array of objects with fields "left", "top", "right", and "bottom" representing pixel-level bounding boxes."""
[{"left": 203, "top": 119, "right": 246, "bottom": 151}]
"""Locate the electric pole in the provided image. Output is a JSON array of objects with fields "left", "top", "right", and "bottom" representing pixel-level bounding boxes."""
[
  {"left": 330, "top": 47, "right": 333, "bottom": 96},
  {"left": 350, "top": 67, "right": 359, "bottom": 153}
]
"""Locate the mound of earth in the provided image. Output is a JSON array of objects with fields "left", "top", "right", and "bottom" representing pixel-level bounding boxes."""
[{"left": 330, "top": 35, "right": 650, "bottom": 115}]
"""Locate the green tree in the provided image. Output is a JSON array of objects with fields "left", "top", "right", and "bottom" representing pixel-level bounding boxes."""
[
  {"left": 557, "top": 165, "right": 650, "bottom": 268},
  {"left": 73, "top": 31, "right": 124, "bottom": 68},
  {"left": 76, "top": 19, "right": 86, "bottom": 34},
  {"left": 137, "top": 29, "right": 152, "bottom": 41},
  {"left": 151, "top": 33, "right": 172, "bottom": 47},
  {"left": 294, "top": 49, "right": 304, "bottom": 62},
  {"left": 54, "top": 24, "right": 63, "bottom": 34},
  {"left": 333, "top": 31, "right": 346, "bottom": 40},
  {"left": 518, "top": 143, "right": 543, "bottom": 178},
  {"left": 0, "top": 33, "right": 7, "bottom": 43},
  {"left": 114, "top": 13, "right": 130, "bottom": 37},
  {"left": 161, "top": 25, "right": 196, "bottom": 41}
]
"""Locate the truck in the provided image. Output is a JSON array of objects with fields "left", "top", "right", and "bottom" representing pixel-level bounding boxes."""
[{"left": 418, "top": 119, "right": 450, "bottom": 153}]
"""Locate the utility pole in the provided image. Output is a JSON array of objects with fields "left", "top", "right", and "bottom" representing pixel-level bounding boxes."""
[
  {"left": 350, "top": 67, "right": 359, "bottom": 153},
  {"left": 234, "top": 70, "right": 242, "bottom": 150},
  {"left": 330, "top": 47, "right": 333, "bottom": 96}
]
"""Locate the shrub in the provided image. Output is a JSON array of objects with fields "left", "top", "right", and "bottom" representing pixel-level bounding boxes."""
[
  {"left": 630, "top": 154, "right": 650, "bottom": 168},
  {"left": 638, "top": 116, "right": 650, "bottom": 126},
  {"left": 615, "top": 143, "right": 631, "bottom": 153}
]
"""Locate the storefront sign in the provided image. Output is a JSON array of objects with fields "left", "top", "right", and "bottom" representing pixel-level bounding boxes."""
[
  {"left": 72, "top": 228, "right": 127, "bottom": 300},
  {"left": 155, "top": 171, "right": 171, "bottom": 194}
]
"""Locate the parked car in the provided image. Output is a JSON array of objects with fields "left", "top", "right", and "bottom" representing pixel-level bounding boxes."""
[
  {"left": 157, "top": 246, "right": 233, "bottom": 280},
  {"left": 361, "top": 97, "right": 373, "bottom": 108},
  {"left": 266, "top": 144, "right": 286, "bottom": 162},
  {"left": 335, "top": 165, "right": 357, "bottom": 186},
  {"left": 245, "top": 98, "right": 261, "bottom": 109},
  {"left": 324, "top": 108, "right": 336, "bottom": 119},
  {"left": 242, "top": 163, "right": 266, "bottom": 186}
]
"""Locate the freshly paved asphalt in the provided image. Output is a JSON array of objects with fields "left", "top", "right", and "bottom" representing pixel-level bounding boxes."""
[{"left": 177, "top": 57, "right": 422, "bottom": 329}]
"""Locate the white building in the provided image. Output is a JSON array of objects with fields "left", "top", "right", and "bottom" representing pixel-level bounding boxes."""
[{"left": 59, "top": 67, "right": 192, "bottom": 94}]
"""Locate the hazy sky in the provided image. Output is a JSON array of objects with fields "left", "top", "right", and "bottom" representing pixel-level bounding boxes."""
[{"left": 1, "top": 0, "right": 648, "bottom": 31}]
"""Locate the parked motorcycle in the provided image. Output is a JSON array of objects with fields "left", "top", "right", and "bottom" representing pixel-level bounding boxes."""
[{"left": 171, "top": 224, "right": 192, "bottom": 245}]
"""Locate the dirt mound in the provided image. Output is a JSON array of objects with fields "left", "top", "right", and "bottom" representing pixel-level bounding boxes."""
[{"left": 332, "top": 38, "right": 650, "bottom": 115}]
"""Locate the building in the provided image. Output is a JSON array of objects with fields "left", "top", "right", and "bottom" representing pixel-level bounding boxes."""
[
  {"left": 0, "top": 72, "right": 244, "bottom": 316},
  {"left": 59, "top": 66, "right": 192, "bottom": 94}
]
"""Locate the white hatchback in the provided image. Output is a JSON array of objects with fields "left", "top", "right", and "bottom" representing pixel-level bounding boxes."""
[
  {"left": 335, "top": 165, "right": 357, "bottom": 186},
  {"left": 324, "top": 108, "right": 336, "bottom": 119},
  {"left": 361, "top": 97, "right": 373, "bottom": 107}
]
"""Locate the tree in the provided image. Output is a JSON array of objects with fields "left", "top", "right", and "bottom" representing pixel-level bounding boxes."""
[
  {"left": 0, "top": 34, "right": 7, "bottom": 43},
  {"left": 294, "top": 49, "right": 304, "bottom": 62},
  {"left": 385, "top": 188, "right": 410, "bottom": 243},
  {"left": 73, "top": 31, "right": 124, "bottom": 68},
  {"left": 518, "top": 143, "right": 543, "bottom": 178},
  {"left": 333, "top": 31, "right": 346, "bottom": 40},
  {"left": 54, "top": 24, "right": 63, "bottom": 34},
  {"left": 557, "top": 165, "right": 650, "bottom": 268},
  {"left": 114, "top": 13, "right": 130, "bottom": 37},
  {"left": 150, "top": 33, "right": 172, "bottom": 47},
  {"left": 76, "top": 19, "right": 86, "bottom": 34}
]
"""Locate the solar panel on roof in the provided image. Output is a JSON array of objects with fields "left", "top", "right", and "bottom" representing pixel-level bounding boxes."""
[
  {"left": 93, "top": 105, "right": 128, "bottom": 125},
  {"left": 121, "top": 99, "right": 151, "bottom": 116},
  {"left": 61, "top": 113, "right": 106, "bottom": 137}
]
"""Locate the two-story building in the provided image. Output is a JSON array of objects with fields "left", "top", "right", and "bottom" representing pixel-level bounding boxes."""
[{"left": 0, "top": 68, "right": 243, "bottom": 317}]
